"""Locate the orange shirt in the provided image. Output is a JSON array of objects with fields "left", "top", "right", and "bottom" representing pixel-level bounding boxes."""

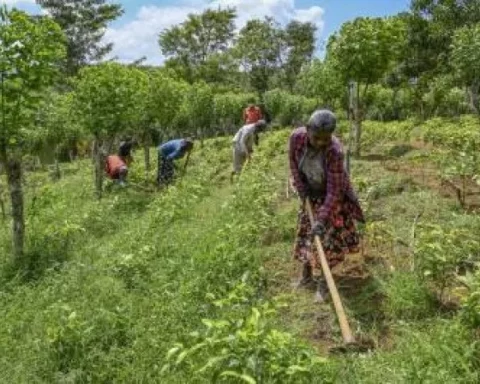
[{"left": 105, "top": 155, "right": 126, "bottom": 178}]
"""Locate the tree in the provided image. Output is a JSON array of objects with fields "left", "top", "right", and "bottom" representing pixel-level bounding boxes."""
[
  {"left": 173, "top": 81, "right": 214, "bottom": 144},
  {"left": 282, "top": 21, "right": 316, "bottom": 92},
  {"left": 34, "top": 92, "right": 84, "bottom": 179},
  {"left": 159, "top": 8, "right": 236, "bottom": 83},
  {"left": 404, "top": 1, "right": 480, "bottom": 83},
  {"left": 196, "top": 51, "right": 240, "bottom": 87},
  {"left": 295, "top": 58, "right": 344, "bottom": 110},
  {"left": 451, "top": 23, "right": 480, "bottom": 113},
  {"left": 36, "top": 0, "right": 123, "bottom": 77},
  {"left": 74, "top": 63, "right": 147, "bottom": 198},
  {"left": 234, "top": 17, "right": 283, "bottom": 96},
  {"left": 0, "top": 6, "right": 66, "bottom": 260},
  {"left": 137, "top": 71, "right": 187, "bottom": 178},
  {"left": 328, "top": 16, "right": 405, "bottom": 156}
]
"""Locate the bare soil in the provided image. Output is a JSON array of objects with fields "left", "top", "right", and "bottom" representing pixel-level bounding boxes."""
[{"left": 383, "top": 159, "right": 480, "bottom": 211}]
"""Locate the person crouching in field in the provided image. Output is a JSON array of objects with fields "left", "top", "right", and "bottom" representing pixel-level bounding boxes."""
[
  {"left": 231, "top": 119, "right": 267, "bottom": 181},
  {"left": 105, "top": 154, "right": 128, "bottom": 186},
  {"left": 289, "top": 109, "right": 365, "bottom": 302},
  {"left": 157, "top": 138, "right": 194, "bottom": 187},
  {"left": 118, "top": 137, "right": 136, "bottom": 165}
]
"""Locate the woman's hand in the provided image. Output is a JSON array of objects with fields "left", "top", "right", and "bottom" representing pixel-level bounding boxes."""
[{"left": 311, "top": 221, "right": 327, "bottom": 238}]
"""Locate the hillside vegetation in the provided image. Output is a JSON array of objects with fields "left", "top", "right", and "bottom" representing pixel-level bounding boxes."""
[{"left": 1, "top": 118, "right": 480, "bottom": 383}]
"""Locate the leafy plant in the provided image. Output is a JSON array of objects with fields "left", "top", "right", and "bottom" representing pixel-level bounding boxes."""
[
  {"left": 460, "top": 271, "right": 480, "bottom": 328},
  {"left": 382, "top": 272, "right": 437, "bottom": 321},
  {"left": 162, "top": 282, "right": 325, "bottom": 383},
  {"left": 415, "top": 223, "right": 480, "bottom": 300},
  {"left": 439, "top": 140, "right": 480, "bottom": 208}
]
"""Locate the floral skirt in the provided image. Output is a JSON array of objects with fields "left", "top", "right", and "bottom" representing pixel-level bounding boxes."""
[{"left": 294, "top": 197, "right": 361, "bottom": 269}]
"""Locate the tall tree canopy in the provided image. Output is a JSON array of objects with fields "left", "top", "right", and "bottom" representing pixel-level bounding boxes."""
[
  {"left": 451, "top": 23, "right": 480, "bottom": 113},
  {"left": 282, "top": 20, "right": 316, "bottom": 92},
  {"left": 36, "top": 0, "right": 123, "bottom": 77},
  {"left": 406, "top": 0, "right": 480, "bottom": 78},
  {"left": 327, "top": 16, "right": 406, "bottom": 155},
  {"left": 234, "top": 17, "right": 284, "bottom": 96},
  {"left": 159, "top": 8, "right": 236, "bottom": 83}
]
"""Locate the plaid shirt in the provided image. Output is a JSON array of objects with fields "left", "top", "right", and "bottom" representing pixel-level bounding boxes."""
[{"left": 289, "top": 127, "right": 364, "bottom": 223}]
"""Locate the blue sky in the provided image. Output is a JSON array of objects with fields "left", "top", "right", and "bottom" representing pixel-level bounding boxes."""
[{"left": 7, "top": 0, "right": 410, "bottom": 65}]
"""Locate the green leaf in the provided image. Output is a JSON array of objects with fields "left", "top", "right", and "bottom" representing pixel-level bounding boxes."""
[
  {"left": 166, "top": 346, "right": 182, "bottom": 360},
  {"left": 220, "top": 371, "right": 257, "bottom": 384},
  {"left": 175, "top": 350, "right": 189, "bottom": 365},
  {"left": 196, "top": 356, "right": 229, "bottom": 373}
]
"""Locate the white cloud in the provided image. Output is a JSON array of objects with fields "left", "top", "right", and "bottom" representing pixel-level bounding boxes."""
[
  {"left": 104, "top": 0, "right": 325, "bottom": 65},
  {"left": 104, "top": 5, "right": 199, "bottom": 64}
]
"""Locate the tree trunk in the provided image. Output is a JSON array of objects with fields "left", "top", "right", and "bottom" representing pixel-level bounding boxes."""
[
  {"left": 51, "top": 146, "right": 61, "bottom": 181},
  {"left": 392, "top": 88, "right": 399, "bottom": 120},
  {"left": 5, "top": 156, "right": 24, "bottom": 260},
  {"left": 345, "top": 147, "right": 351, "bottom": 175},
  {"left": 0, "top": 182, "right": 5, "bottom": 221},
  {"left": 144, "top": 141, "right": 150, "bottom": 180},
  {"left": 353, "top": 117, "right": 362, "bottom": 157},
  {"left": 197, "top": 127, "right": 204, "bottom": 148},
  {"left": 468, "top": 82, "right": 480, "bottom": 114},
  {"left": 70, "top": 138, "right": 78, "bottom": 161},
  {"left": 93, "top": 139, "right": 104, "bottom": 200},
  {"left": 348, "top": 81, "right": 362, "bottom": 158},
  {"left": 54, "top": 159, "right": 61, "bottom": 180},
  {"left": 348, "top": 82, "right": 355, "bottom": 148}
]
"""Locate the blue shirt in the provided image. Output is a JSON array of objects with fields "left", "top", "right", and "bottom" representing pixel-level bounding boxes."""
[{"left": 158, "top": 139, "right": 186, "bottom": 160}]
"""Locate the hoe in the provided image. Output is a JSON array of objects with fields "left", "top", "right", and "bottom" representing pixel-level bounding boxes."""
[{"left": 305, "top": 197, "right": 374, "bottom": 354}]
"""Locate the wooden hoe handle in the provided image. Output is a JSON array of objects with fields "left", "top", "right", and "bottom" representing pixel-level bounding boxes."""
[
  {"left": 183, "top": 151, "right": 192, "bottom": 174},
  {"left": 305, "top": 198, "right": 355, "bottom": 344}
]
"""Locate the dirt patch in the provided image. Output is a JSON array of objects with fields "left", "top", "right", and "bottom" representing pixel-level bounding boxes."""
[
  {"left": 360, "top": 154, "right": 392, "bottom": 162},
  {"left": 440, "top": 177, "right": 480, "bottom": 212},
  {"left": 384, "top": 161, "right": 444, "bottom": 194},
  {"left": 264, "top": 253, "right": 338, "bottom": 354},
  {"left": 265, "top": 236, "right": 389, "bottom": 354},
  {"left": 383, "top": 159, "right": 480, "bottom": 211}
]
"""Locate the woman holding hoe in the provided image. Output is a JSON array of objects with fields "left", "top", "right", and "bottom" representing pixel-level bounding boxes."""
[{"left": 289, "top": 109, "right": 365, "bottom": 301}]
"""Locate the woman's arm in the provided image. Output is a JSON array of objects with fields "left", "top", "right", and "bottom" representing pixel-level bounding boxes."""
[
  {"left": 317, "top": 149, "right": 345, "bottom": 222},
  {"left": 288, "top": 132, "right": 307, "bottom": 198}
]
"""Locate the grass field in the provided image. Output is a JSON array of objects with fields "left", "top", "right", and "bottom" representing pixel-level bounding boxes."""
[{"left": 1, "top": 120, "right": 479, "bottom": 383}]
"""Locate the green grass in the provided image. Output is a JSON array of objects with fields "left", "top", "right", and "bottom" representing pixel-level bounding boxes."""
[{"left": 0, "top": 125, "right": 480, "bottom": 383}]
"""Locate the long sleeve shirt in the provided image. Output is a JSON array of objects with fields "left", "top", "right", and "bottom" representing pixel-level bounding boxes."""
[
  {"left": 105, "top": 155, "right": 126, "bottom": 178},
  {"left": 289, "top": 127, "right": 364, "bottom": 223},
  {"left": 158, "top": 139, "right": 186, "bottom": 160},
  {"left": 233, "top": 124, "right": 257, "bottom": 155}
]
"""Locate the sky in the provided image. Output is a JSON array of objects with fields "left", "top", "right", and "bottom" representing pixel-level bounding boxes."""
[{"left": 5, "top": 0, "right": 411, "bottom": 65}]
